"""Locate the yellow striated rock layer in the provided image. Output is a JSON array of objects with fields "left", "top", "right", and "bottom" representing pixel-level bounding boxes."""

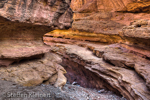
[{"left": 43, "top": 29, "right": 123, "bottom": 44}]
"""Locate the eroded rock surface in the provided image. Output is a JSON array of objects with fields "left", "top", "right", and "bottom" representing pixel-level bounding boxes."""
[
  {"left": 43, "top": 29, "right": 123, "bottom": 43},
  {"left": 0, "top": 16, "right": 53, "bottom": 40},
  {"left": 44, "top": 34, "right": 150, "bottom": 100},
  {"left": 0, "top": 0, "right": 150, "bottom": 100},
  {"left": 0, "top": 0, "right": 73, "bottom": 29},
  {"left": 72, "top": 20, "right": 125, "bottom": 35},
  {"left": 44, "top": 21, "right": 150, "bottom": 47},
  {"left": 0, "top": 40, "right": 67, "bottom": 88},
  {"left": 122, "top": 1, "right": 150, "bottom": 13},
  {"left": 71, "top": 0, "right": 150, "bottom": 14},
  {"left": 71, "top": 0, "right": 150, "bottom": 34},
  {"left": 71, "top": 0, "right": 133, "bottom": 12},
  {"left": 120, "top": 19, "right": 150, "bottom": 47}
]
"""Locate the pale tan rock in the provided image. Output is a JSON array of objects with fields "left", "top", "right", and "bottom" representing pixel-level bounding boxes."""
[
  {"left": 54, "top": 64, "right": 67, "bottom": 89},
  {"left": 0, "top": 52, "right": 59, "bottom": 86},
  {"left": 46, "top": 43, "right": 150, "bottom": 100},
  {"left": 45, "top": 73, "right": 58, "bottom": 85},
  {"left": 135, "top": 62, "right": 150, "bottom": 89},
  {"left": 120, "top": 19, "right": 150, "bottom": 47},
  {"left": 130, "top": 19, "right": 149, "bottom": 26},
  {"left": 102, "top": 46, "right": 150, "bottom": 90},
  {"left": 0, "top": 40, "right": 67, "bottom": 87}
]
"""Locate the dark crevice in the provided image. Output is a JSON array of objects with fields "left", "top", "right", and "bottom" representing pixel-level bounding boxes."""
[
  {"left": 11, "top": 54, "right": 45, "bottom": 65},
  {"left": 60, "top": 57, "right": 121, "bottom": 96}
]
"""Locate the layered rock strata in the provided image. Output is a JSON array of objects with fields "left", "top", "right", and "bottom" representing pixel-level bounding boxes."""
[
  {"left": 43, "top": 27, "right": 150, "bottom": 100},
  {"left": 120, "top": 19, "right": 150, "bottom": 47},
  {"left": 0, "top": 40, "right": 67, "bottom": 88},
  {"left": 43, "top": 29, "right": 123, "bottom": 43},
  {"left": 0, "top": 16, "right": 53, "bottom": 40},
  {"left": 71, "top": 0, "right": 150, "bottom": 13},
  {"left": 71, "top": 0, "right": 150, "bottom": 33},
  {"left": 0, "top": 0, "right": 73, "bottom": 29},
  {"left": 44, "top": 19, "right": 150, "bottom": 49}
]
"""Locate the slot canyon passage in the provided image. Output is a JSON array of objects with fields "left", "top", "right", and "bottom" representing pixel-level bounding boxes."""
[{"left": 0, "top": 0, "right": 150, "bottom": 100}]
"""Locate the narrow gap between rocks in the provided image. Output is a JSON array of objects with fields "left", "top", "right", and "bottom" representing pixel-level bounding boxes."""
[{"left": 60, "top": 57, "right": 121, "bottom": 96}]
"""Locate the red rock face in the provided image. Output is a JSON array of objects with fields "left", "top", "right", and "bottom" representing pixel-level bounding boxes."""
[
  {"left": 0, "top": 0, "right": 73, "bottom": 29},
  {"left": 71, "top": 0, "right": 150, "bottom": 29},
  {"left": 71, "top": 0, "right": 130, "bottom": 12},
  {"left": 71, "top": 0, "right": 150, "bottom": 12},
  {"left": 0, "top": 16, "right": 53, "bottom": 40}
]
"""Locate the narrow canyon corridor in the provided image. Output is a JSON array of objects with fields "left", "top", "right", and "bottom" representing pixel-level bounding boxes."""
[{"left": 0, "top": 0, "right": 150, "bottom": 100}]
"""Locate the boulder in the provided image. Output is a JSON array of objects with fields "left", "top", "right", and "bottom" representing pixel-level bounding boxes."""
[
  {"left": 120, "top": 19, "right": 150, "bottom": 47},
  {"left": 0, "top": 40, "right": 67, "bottom": 88}
]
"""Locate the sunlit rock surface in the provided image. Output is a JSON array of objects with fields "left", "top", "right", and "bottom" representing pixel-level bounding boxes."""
[
  {"left": 71, "top": 0, "right": 150, "bottom": 12},
  {"left": 71, "top": 0, "right": 150, "bottom": 32}
]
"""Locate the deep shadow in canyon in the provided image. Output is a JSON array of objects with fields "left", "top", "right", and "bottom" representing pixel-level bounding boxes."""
[
  {"left": 61, "top": 57, "right": 121, "bottom": 96},
  {"left": 0, "top": 16, "right": 53, "bottom": 40}
]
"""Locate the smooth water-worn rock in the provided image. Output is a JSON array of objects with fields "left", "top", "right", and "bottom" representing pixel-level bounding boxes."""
[{"left": 43, "top": 35, "right": 150, "bottom": 100}]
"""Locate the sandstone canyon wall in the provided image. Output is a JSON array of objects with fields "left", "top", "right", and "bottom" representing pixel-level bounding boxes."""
[
  {"left": 0, "top": 0, "right": 73, "bottom": 40},
  {"left": 0, "top": 0, "right": 73, "bottom": 29},
  {"left": 71, "top": 0, "right": 150, "bottom": 13},
  {"left": 0, "top": 0, "right": 150, "bottom": 100},
  {"left": 42, "top": 0, "right": 150, "bottom": 100},
  {"left": 71, "top": 0, "right": 150, "bottom": 26},
  {"left": 70, "top": 0, "right": 150, "bottom": 47}
]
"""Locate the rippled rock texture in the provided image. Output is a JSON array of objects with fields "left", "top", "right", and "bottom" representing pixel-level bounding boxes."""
[
  {"left": 44, "top": 19, "right": 150, "bottom": 47},
  {"left": 43, "top": 27, "right": 150, "bottom": 100},
  {"left": 71, "top": 0, "right": 150, "bottom": 12},
  {"left": 0, "top": 0, "right": 150, "bottom": 99},
  {"left": 0, "top": 0, "right": 73, "bottom": 29}
]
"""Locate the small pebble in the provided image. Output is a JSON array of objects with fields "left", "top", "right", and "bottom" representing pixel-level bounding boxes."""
[
  {"left": 98, "top": 89, "right": 105, "bottom": 93},
  {"left": 72, "top": 81, "right": 78, "bottom": 85}
]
